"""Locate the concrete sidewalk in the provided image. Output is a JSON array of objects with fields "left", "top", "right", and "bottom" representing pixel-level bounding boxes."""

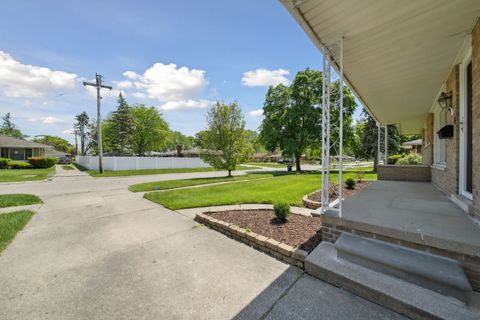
[{"left": 0, "top": 172, "right": 406, "bottom": 319}]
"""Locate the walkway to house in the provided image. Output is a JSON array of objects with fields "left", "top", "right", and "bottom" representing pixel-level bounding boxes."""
[
  {"left": 0, "top": 170, "right": 406, "bottom": 319},
  {"left": 336, "top": 180, "right": 480, "bottom": 257}
]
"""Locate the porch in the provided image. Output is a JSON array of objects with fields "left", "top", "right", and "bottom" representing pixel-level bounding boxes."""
[{"left": 320, "top": 180, "right": 480, "bottom": 290}]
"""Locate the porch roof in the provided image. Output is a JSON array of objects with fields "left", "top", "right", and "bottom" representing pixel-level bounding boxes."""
[{"left": 281, "top": 0, "right": 480, "bottom": 133}]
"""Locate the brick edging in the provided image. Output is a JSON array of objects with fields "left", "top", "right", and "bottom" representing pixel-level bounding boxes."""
[{"left": 195, "top": 212, "right": 308, "bottom": 268}]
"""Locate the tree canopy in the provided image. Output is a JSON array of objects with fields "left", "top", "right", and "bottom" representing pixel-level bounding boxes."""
[
  {"left": 33, "top": 135, "right": 73, "bottom": 153},
  {"left": 130, "top": 105, "right": 170, "bottom": 156},
  {"left": 259, "top": 68, "right": 357, "bottom": 171}
]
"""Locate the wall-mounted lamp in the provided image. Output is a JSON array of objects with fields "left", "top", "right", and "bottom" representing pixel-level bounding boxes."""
[{"left": 437, "top": 91, "right": 454, "bottom": 116}]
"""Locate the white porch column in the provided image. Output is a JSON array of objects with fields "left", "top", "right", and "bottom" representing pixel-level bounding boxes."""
[
  {"left": 376, "top": 121, "right": 381, "bottom": 165},
  {"left": 384, "top": 125, "right": 388, "bottom": 164}
]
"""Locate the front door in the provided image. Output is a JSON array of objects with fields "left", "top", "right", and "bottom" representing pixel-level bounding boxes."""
[
  {"left": 460, "top": 59, "right": 473, "bottom": 198},
  {"left": 466, "top": 62, "right": 473, "bottom": 194}
]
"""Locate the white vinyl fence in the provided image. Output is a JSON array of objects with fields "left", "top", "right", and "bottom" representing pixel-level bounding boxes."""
[{"left": 76, "top": 156, "right": 210, "bottom": 171}]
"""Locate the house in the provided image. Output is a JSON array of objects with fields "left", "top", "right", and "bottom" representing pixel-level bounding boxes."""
[
  {"left": 402, "top": 138, "right": 422, "bottom": 153},
  {"left": 282, "top": 0, "right": 480, "bottom": 318},
  {"left": 0, "top": 135, "right": 51, "bottom": 160}
]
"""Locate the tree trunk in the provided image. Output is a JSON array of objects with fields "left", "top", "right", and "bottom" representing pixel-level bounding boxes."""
[
  {"left": 373, "top": 148, "right": 378, "bottom": 172},
  {"left": 295, "top": 154, "right": 301, "bottom": 172},
  {"left": 228, "top": 169, "right": 232, "bottom": 177}
]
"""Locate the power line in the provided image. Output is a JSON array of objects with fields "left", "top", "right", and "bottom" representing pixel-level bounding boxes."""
[{"left": 83, "top": 74, "right": 112, "bottom": 174}]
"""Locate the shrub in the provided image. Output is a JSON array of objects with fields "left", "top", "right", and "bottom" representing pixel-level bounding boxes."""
[
  {"left": 273, "top": 202, "right": 290, "bottom": 221},
  {"left": 8, "top": 161, "right": 31, "bottom": 169},
  {"left": 345, "top": 177, "right": 356, "bottom": 190},
  {"left": 27, "top": 157, "right": 58, "bottom": 168},
  {"left": 388, "top": 154, "right": 402, "bottom": 164},
  {"left": 0, "top": 157, "right": 10, "bottom": 167},
  {"left": 396, "top": 153, "right": 422, "bottom": 165},
  {"left": 355, "top": 170, "right": 365, "bottom": 182}
]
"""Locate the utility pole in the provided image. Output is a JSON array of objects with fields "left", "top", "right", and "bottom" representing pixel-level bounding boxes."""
[{"left": 83, "top": 74, "right": 112, "bottom": 173}]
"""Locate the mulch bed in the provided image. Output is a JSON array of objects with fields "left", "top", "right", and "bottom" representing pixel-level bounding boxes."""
[
  {"left": 308, "top": 181, "right": 370, "bottom": 202},
  {"left": 206, "top": 209, "right": 322, "bottom": 252}
]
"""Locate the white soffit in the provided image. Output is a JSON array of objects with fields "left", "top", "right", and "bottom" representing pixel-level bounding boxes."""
[{"left": 281, "top": 0, "right": 480, "bottom": 133}]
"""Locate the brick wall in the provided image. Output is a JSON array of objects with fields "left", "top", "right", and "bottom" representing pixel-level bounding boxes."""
[
  {"left": 377, "top": 165, "right": 431, "bottom": 182},
  {"left": 431, "top": 65, "right": 460, "bottom": 196},
  {"left": 471, "top": 19, "right": 480, "bottom": 220}
]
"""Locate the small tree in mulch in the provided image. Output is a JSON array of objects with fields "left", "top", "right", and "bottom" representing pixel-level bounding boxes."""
[
  {"left": 274, "top": 202, "right": 290, "bottom": 222},
  {"left": 345, "top": 178, "right": 356, "bottom": 190},
  {"left": 355, "top": 170, "right": 365, "bottom": 183}
]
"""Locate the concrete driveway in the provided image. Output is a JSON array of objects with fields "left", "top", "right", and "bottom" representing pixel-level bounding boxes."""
[{"left": 0, "top": 167, "right": 405, "bottom": 319}]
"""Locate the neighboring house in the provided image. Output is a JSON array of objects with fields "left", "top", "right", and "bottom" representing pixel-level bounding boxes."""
[
  {"left": 251, "top": 152, "right": 282, "bottom": 162},
  {"left": 402, "top": 139, "right": 422, "bottom": 154},
  {"left": 283, "top": 0, "right": 480, "bottom": 317},
  {"left": 0, "top": 135, "right": 51, "bottom": 160}
]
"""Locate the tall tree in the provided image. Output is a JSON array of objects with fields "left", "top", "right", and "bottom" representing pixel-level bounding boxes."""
[
  {"left": 74, "top": 112, "right": 91, "bottom": 155},
  {"left": 130, "top": 105, "right": 169, "bottom": 156},
  {"left": 193, "top": 130, "right": 208, "bottom": 148},
  {"left": 108, "top": 93, "right": 134, "bottom": 154},
  {"left": 260, "top": 68, "right": 356, "bottom": 171},
  {"left": 166, "top": 131, "right": 194, "bottom": 151},
  {"left": 201, "top": 101, "right": 251, "bottom": 177},
  {"left": 0, "top": 113, "right": 24, "bottom": 138},
  {"left": 358, "top": 110, "right": 402, "bottom": 171},
  {"left": 33, "top": 135, "right": 73, "bottom": 153}
]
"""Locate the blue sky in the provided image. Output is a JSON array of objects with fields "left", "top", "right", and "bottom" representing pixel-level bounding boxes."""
[{"left": 0, "top": 0, "right": 360, "bottom": 142}]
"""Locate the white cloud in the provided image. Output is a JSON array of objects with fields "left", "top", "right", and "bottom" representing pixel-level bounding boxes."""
[
  {"left": 132, "top": 91, "right": 147, "bottom": 99},
  {"left": 42, "top": 116, "right": 66, "bottom": 125},
  {"left": 0, "top": 50, "right": 77, "bottom": 98},
  {"left": 121, "top": 63, "right": 207, "bottom": 101},
  {"left": 158, "top": 99, "right": 210, "bottom": 111},
  {"left": 112, "top": 80, "right": 133, "bottom": 89},
  {"left": 248, "top": 109, "right": 264, "bottom": 118},
  {"left": 63, "top": 128, "right": 75, "bottom": 135},
  {"left": 242, "top": 68, "right": 290, "bottom": 87},
  {"left": 28, "top": 116, "right": 67, "bottom": 125}
]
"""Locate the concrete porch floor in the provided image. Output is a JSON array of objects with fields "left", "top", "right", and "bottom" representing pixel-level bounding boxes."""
[{"left": 329, "top": 180, "right": 480, "bottom": 257}]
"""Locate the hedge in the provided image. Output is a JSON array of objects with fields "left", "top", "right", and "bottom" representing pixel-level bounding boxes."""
[
  {"left": 0, "top": 158, "right": 10, "bottom": 167},
  {"left": 8, "top": 161, "right": 31, "bottom": 169},
  {"left": 27, "top": 157, "right": 58, "bottom": 168}
]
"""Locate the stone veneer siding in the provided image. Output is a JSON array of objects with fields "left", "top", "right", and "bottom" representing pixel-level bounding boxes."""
[{"left": 471, "top": 19, "right": 480, "bottom": 219}]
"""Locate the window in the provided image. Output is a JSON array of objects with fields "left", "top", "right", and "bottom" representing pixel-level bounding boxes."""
[
  {"left": 433, "top": 106, "right": 446, "bottom": 164},
  {"left": 10, "top": 148, "right": 25, "bottom": 161}
]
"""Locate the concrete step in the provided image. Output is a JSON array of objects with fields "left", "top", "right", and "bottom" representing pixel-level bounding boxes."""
[
  {"left": 335, "top": 233, "right": 471, "bottom": 303},
  {"left": 305, "top": 241, "right": 480, "bottom": 320}
]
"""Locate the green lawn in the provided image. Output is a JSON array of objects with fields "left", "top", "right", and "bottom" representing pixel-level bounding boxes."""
[
  {"left": 0, "top": 194, "right": 43, "bottom": 208},
  {"left": 62, "top": 165, "right": 74, "bottom": 170},
  {"left": 82, "top": 165, "right": 258, "bottom": 178},
  {"left": 0, "top": 167, "right": 55, "bottom": 183},
  {"left": 129, "top": 171, "right": 291, "bottom": 192},
  {"left": 0, "top": 210, "right": 35, "bottom": 253},
  {"left": 144, "top": 168, "right": 377, "bottom": 210}
]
